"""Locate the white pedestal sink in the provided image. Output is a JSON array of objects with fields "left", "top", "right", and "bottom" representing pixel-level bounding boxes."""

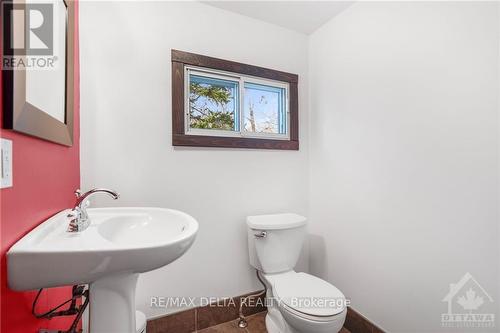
[{"left": 7, "top": 207, "right": 198, "bottom": 333}]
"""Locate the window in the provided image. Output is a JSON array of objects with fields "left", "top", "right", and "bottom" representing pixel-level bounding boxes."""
[
  {"left": 187, "top": 71, "right": 240, "bottom": 134},
  {"left": 243, "top": 81, "right": 287, "bottom": 137},
  {"left": 186, "top": 68, "right": 289, "bottom": 139},
  {"left": 172, "top": 50, "right": 298, "bottom": 150}
]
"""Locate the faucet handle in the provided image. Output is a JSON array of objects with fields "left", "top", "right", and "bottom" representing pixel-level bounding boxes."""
[{"left": 68, "top": 188, "right": 119, "bottom": 233}]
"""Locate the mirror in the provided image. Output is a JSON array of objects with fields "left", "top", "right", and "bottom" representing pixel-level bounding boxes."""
[
  {"left": 26, "top": 0, "right": 67, "bottom": 123},
  {"left": 2, "top": 0, "right": 75, "bottom": 146}
]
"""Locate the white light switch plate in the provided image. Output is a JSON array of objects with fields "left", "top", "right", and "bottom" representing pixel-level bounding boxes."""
[{"left": 1, "top": 139, "right": 13, "bottom": 188}]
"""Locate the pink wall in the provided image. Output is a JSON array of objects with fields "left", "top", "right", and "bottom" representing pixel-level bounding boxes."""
[{"left": 0, "top": 1, "right": 80, "bottom": 332}]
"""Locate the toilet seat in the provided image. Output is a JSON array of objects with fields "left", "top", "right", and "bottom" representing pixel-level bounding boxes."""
[
  {"left": 280, "top": 303, "right": 341, "bottom": 322},
  {"left": 270, "top": 272, "right": 346, "bottom": 318}
]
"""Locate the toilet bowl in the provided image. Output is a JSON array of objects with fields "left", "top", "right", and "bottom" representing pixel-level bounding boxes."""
[
  {"left": 264, "top": 271, "right": 346, "bottom": 333},
  {"left": 247, "top": 213, "right": 347, "bottom": 333}
]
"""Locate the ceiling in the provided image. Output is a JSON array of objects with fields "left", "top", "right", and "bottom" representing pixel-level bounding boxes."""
[{"left": 202, "top": 1, "right": 354, "bottom": 35}]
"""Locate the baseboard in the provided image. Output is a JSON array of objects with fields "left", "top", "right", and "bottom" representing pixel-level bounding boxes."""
[
  {"left": 146, "top": 290, "right": 266, "bottom": 333},
  {"left": 345, "top": 307, "right": 386, "bottom": 333}
]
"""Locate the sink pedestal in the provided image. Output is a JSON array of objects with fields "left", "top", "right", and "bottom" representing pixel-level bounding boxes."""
[{"left": 89, "top": 273, "right": 139, "bottom": 333}]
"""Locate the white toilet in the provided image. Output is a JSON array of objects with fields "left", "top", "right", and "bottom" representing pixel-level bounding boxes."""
[
  {"left": 136, "top": 310, "right": 146, "bottom": 333},
  {"left": 247, "top": 213, "right": 347, "bottom": 333}
]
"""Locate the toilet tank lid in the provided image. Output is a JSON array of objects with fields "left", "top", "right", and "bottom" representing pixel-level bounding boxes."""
[{"left": 246, "top": 213, "right": 307, "bottom": 230}]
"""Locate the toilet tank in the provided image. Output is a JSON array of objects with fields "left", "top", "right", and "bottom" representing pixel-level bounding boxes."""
[{"left": 246, "top": 213, "right": 307, "bottom": 274}]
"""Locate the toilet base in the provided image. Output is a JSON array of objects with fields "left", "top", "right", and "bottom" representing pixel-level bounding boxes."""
[
  {"left": 265, "top": 312, "right": 283, "bottom": 333},
  {"left": 265, "top": 307, "right": 288, "bottom": 333},
  {"left": 260, "top": 272, "right": 346, "bottom": 333}
]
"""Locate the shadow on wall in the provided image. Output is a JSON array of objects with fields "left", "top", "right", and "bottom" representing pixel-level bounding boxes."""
[{"left": 308, "top": 234, "right": 328, "bottom": 280}]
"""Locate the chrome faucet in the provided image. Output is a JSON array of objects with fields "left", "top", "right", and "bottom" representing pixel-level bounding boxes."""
[{"left": 67, "top": 188, "right": 120, "bottom": 232}]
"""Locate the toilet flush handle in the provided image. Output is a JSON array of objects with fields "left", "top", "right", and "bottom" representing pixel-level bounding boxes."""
[{"left": 254, "top": 231, "right": 267, "bottom": 239}]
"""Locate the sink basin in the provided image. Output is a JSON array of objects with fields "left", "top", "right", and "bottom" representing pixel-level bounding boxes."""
[
  {"left": 8, "top": 207, "right": 198, "bottom": 290},
  {"left": 7, "top": 207, "right": 198, "bottom": 333}
]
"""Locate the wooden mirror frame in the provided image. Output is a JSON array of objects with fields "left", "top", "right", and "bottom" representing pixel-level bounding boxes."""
[{"left": 2, "top": 0, "right": 75, "bottom": 146}]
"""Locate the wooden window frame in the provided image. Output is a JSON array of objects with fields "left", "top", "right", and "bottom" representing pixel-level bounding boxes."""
[{"left": 171, "top": 50, "right": 299, "bottom": 150}]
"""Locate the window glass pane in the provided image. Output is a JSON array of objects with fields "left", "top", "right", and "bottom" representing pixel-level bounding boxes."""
[
  {"left": 189, "top": 74, "right": 239, "bottom": 131},
  {"left": 243, "top": 82, "right": 286, "bottom": 135}
]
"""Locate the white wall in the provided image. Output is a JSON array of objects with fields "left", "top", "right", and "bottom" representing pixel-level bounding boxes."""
[
  {"left": 79, "top": 1, "right": 309, "bottom": 319},
  {"left": 81, "top": 1, "right": 499, "bottom": 330},
  {"left": 308, "top": 2, "right": 499, "bottom": 332}
]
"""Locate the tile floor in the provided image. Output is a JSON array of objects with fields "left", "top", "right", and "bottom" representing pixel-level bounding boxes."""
[{"left": 195, "top": 311, "right": 351, "bottom": 333}]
